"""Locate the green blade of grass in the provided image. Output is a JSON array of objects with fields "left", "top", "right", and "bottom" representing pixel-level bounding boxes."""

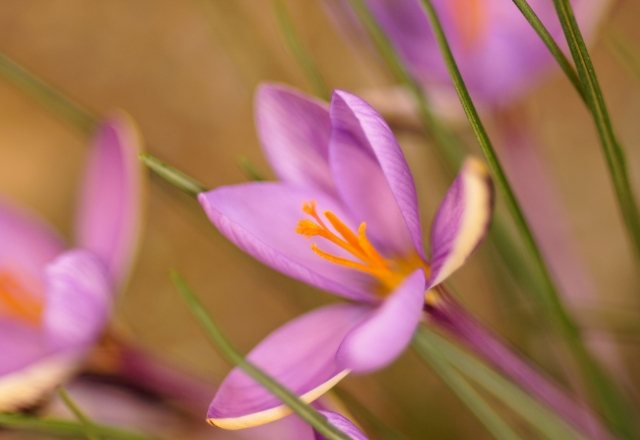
[
  {"left": 411, "top": 331, "right": 524, "bottom": 440},
  {"left": 170, "top": 272, "right": 352, "bottom": 440},
  {"left": 346, "top": 0, "right": 463, "bottom": 168},
  {"left": 551, "top": 0, "right": 640, "bottom": 264},
  {"left": 273, "top": 0, "right": 331, "bottom": 100},
  {"left": 139, "top": 153, "right": 206, "bottom": 198},
  {"left": 345, "top": 0, "right": 550, "bottom": 326},
  {"left": 0, "top": 413, "right": 156, "bottom": 440},
  {"left": 608, "top": 33, "right": 640, "bottom": 82},
  {"left": 417, "top": 1, "right": 633, "bottom": 437},
  {"left": 57, "top": 388, "right": 100, "bottom": 440},
  {"left": 0, "top": 53, "right": 96, "bottom": 133},
  {"left": 510, "top": 0, "right": 586, "bottom": 102},
  {"left": 413, "top": 327, "right": 587, "bottom": 440}
]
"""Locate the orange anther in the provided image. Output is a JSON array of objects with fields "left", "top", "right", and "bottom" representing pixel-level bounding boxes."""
[
  {"left": 0, "top": 270, "right": 43, "bottom": 326},
  {"left": 296, "top": 200, "right": 429, "bottom": 294}
]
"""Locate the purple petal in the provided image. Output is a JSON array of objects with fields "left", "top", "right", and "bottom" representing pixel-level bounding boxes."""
[
  {"left": 43, "top": 249, "right": 112, "bottom": 350},
  {"left": 329, "top": 90, "right": 424, "bottom": 258},
  {"left": 427, "top": 158, "right": 493, "bottom": 289},
  {"left": 0, "top": 197, "right": 65, "bottom": 285},
  {"left": 207, "top": 304, "right": 368, "bottom": 429},
  {"left": 365, "top": 0, "right": 608, "bottom": 105},
  {"left": 199, "top": 182, "right": 376, "bottom": 302},
  {"left": 337, "top": 270, "right": 426, "bottom": 373},
  {"left": 256, "top": 84, "right": 335, "bottom": 194},
  {"left": 76, "top": 114, "right": 143, "bottom": 286},
  {"left": 238, "top": 414, "right": 315, "bottom": 440},
  {"left": 317, "top": 410, "right": 368, "bottom": 440},
  {"left": 0, "top": 250, "right": 111, "bottom": 411},
  {"left": 0, "top": 352, "right": 80, "bottom": 412}
]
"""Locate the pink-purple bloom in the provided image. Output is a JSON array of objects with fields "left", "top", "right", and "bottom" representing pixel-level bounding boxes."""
[
  {"left": 0, "top": 115, "right": 142, "bottom": 411},
  {"left": 199, "top": 84, "right": 493, "bottom": 429},
  {"left": 337, "top": 0, "right": 608, "bottom": 107}
]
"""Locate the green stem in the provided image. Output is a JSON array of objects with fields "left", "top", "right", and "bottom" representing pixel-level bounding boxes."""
[
  {"left": 237, "top": 156, "right": 266, "bottom": 181},
  {"left": 412, "top": 333, "right": 524, "bottom": 440},
  {"left": 419, "top": 0, "right": 635, "bottom": 437},
  {"left": 608, "top": 33, "right": 640, "bottom": 82},
  {"left": 347, "top": 0, "right": 463, "bottom": 168},
  {"left": 139, "top": 153, "right": 206, "bottom": 198},
  {"left": 413, "top": 328, "right": 587, "bottom": 440},
  {"left": 552, "top": 0, "right": 640, "bottom": 262},
  {"left": 170, "top": 272, "right": 351, "bottom": 440},
  {"left": 57, "top": 388, "right": 100, "bottom": 440},
  {"left": 0, "top": 53, "right": 96, "bottom": 133},
  {"left": 510, "top": 0, "right": 586, "bottom": 102},
  {"left": 346, "top": 0, "right": 548, "bottom": 320},
  {"left": 333, "top": 388, "right": 408, "bottom": 440},
  {"left": 0, "top": 413, "right": 155, "bottom": 440},
  {"left": 273, "top": 0, "right": 331, "bottom": 100}
]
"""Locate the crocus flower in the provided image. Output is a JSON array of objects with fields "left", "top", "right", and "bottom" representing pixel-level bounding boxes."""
[
  {"left": 354, "top": 0, "right": 609, "bottom": 107},
  {"left": 0, "top": 115, "right": 142, "bottom": 411},
  {"left": 198, "top": 84, "right": 493, "bottom": 429}
]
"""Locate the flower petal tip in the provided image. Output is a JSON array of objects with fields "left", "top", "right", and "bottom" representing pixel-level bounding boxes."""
[
  {"left": 207, "top": 370, "right": 349, "bottom": 430},
  {"left": 427, "top": 156, "right": 494, "bottom": 288}
]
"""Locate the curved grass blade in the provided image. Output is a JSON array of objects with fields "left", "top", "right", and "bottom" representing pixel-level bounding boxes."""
[
  {"left": 0, "top": 53, "right": 96, "bottom": 133},
  {"left": 0, "top": 413, "right": 155, "bottom": 440},
  {"left": 273, "top": 0, "right": 331, "bottom": 100},
  {"left": 57, "top": 388, "right": 100, "bottom": 440},
  {"left": 510, "top": 0, "right": 585, "bottom": 102},
  {"left": 139, "top": 153, "right": 206, "bottom": 198},
  {"left": 417, "top": 1, "right": 633, "bottom": 437},
  {"left": 413, "top": 327, "right": 588, "bottom": 440},
  {"left": 608, "top": 33, "right": 640, "bottom": 82},
  {"left": 551, "top": 0, "right": 640, "bottom": 264},
  {"left": 412, "top": 331, "right": 524, "bottom": 440},
  {"left": 170, "top": 271, "right": 352, "bottom": 440}
]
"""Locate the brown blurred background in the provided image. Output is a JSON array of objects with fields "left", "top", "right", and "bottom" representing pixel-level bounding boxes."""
[{"left": 1, "top": 1, "right": 639, "bottom": 438}]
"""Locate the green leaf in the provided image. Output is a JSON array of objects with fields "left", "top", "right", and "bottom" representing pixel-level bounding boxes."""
[
  {"left": 273, "top": 0, "right": 330, "bottom": 100},
  {"left": 0, "top": 413, "right": 156, "bottom": 440},
  {"left": 510, "top": 0, "right": 585, "bottom": 102},
  {"left": 413, "top": 328, "right": 587, "bottom": 440},
  {"left": 139, "top": 153, "right": 206, "bottom": 198},
  {"left": 170, "top": 271, "right": 352, "bottom": 440},
  {"left": 415, "top": 3, "right": 629, "bottom": 437},
  {"left": 345, "top": 0, "right": 547, "bottom": 326},
  {"left": 0, "top": 52, "right": 96, "bottom": 133},
  {"left": 412, "top": 330, "right": 523, "bottom": 440},
  {"left": 608, "top": 33, "right": 640, "bottom": 82},
  {"left": 551, "top": 0, "right": 640, "bottom": 263},
  {"left": 57, "top": 388, "right": 100, "bottom": 440}
]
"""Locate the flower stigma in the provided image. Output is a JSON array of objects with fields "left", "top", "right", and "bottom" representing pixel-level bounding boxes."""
[
  {"left": 0, "top": 270, "right": 43, "bottom": 326},
  {"left": 296, "top": 200, "right": 428, "bottom": 295}
]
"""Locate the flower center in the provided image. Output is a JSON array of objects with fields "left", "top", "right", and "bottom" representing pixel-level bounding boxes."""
[
  {"left": 451, "top": 0, "right": 488, "bottom": 50},
  {"left": 0, "top": 269, "right": 44, "bottom": 326},
  {"left": 296, "top": 200, "right": 428, "bottom": 294}
]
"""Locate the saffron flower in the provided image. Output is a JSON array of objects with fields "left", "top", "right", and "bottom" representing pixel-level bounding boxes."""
[
  {"left": 358, "top": 0, "right": 609, "bottom": 106},
  {"left": 199, "top": 85, "right": 493, "bottom": 429},
  {"left": 0, "top": 115, "right": 142, "bottom": 411}
]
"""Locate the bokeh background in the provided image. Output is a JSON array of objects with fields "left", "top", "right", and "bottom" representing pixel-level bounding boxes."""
[{"left": 1, "top": 1, "right": 639, "bottom": 438}]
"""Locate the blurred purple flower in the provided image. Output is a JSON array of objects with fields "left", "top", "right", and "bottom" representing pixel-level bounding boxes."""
[
  {"left": 0, "top": 115, "right": 143, "bottom": 411},
  {"left": 356, "top": 0, "right": 609, "bottom": 106},
  {"left": 199, "top": 84, "right": 493, "bottom": 429}
]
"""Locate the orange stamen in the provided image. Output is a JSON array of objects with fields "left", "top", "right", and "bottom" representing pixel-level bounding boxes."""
[
  {"left": 0, "top": 270, "right": 43, "bottom": 326},
  {"left": 451, "top": 0, "right": 488, "bottom": 50},
  {"left": 296, "top": 200, "right": 429, "bottom": 294}
]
